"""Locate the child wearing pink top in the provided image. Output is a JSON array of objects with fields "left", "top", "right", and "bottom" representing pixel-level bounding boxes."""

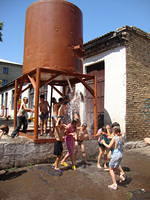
[{"left": 61, "top": 120, "right": 77, "bottom": 170}]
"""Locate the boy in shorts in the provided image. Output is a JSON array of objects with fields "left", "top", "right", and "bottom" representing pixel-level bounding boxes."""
[
  {"left": 53, "top": 121, "right": 65, "bottom": 170},
  {"left": 74, "top": 123, "right": 89, "bottom": 165},
  {"left": 39, "top": 94, "right": 50, "bottom": 135}
]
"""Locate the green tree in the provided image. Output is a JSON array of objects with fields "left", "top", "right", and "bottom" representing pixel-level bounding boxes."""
[{"left": 0, "top": 22, "right": 3, "bottom": 42}]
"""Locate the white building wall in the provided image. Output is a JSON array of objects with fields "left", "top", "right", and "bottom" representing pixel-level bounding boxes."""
[
  {"left": 6, "top": 90, "right": 12, "bottom": 117},
  {"left": 83, "top": 46, "right": 126, "bottom": 133}
]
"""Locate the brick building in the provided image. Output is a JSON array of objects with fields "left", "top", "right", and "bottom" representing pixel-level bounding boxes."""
[{"left": 83, "top": 26, "right": 150, "bottom": 140}]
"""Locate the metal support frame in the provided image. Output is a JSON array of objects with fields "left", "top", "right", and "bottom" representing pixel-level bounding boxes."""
[
  {"left": 13, "top": 67, "right": 98, "bottom": 143},
  {"left": 34, "top": 68, "right": 40, "bottom": 140},
  {"left": 14, "top": 80, "right": 18, "bottom": 128},
  {"left": 93, "top": 75, "right": 97, "bottom": 136}
]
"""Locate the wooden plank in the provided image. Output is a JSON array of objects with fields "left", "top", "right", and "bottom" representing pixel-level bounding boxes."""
[
  {"left": 16, "top": 81, "right": 23, "bottom": 99},
  {"left": 34, "top": 138, "right": 56, "bottom": 144},
  {"left": 40, "top": 67, "right": 94, "bottom": 79},
  {"left": 14, "top": 80, "right": 18, "bottom": 128},
  {"left": 21, "top": 84, "right": 32, "bottom": 93},
  {"left": 19, "top": 133, "right": 35, "bottom": 140},
  {"left": 52, "top": 86, "right": 63, "bottom": 96},
  {"left": 34, "top": 68, "right": 40, "bottom": 140},
  {"left": 77, "top": 77, "right": 94, "bottom": 97},
  {"left": 93, "top": 76, "right": 98, "bottom": 135},
  {"left": 49, "top": 86, "right": 53, "bottom": 129},
  {"left": 28, "top": 75, "right": 36, "bottom": 89}
]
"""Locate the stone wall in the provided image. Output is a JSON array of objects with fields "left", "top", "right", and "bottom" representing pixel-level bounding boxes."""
[
  {"left": 0, "top": 136, "right": 148, "bottom": 169},
  {"left": 0, "top": 137, "right": 54, "bottom": 169},
  {"left": 126, "top": 28, "right": 150, "bottom": 140},
  {"left": 0, "top": 137, "right": 99, "bottom": 169}
]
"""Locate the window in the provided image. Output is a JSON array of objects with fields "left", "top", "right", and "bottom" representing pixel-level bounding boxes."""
[
  {"left": 2, "top": 79, "right": 8, "bottom": 86},
  {"left": 3, "top": 67, "right": 9, "bottom": 74}
]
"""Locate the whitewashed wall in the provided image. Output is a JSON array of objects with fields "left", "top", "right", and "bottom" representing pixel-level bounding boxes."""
[{"left": 83, "top": 46, "right": 126, "bottom": 133}]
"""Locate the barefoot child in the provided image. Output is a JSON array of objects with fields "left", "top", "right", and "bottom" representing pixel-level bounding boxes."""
[
  {"left": 96, "top": 127, "right": 109, "bottom": 169},
  {"left": 74, "top": 123, "right": 89, "bottom": 165},
  {"left": 102, "top": 127, "right": 125, "bottom": 190},
  {"left": 60, "top": 120, "right": 77, "bottom": 170},
  {"left": 51, "top": 97, "right": 63, "bottom": 133},
  {"left": 53, "top": 121, "right": 65, "bottom": 170},
  {"left": 39, "top": 94, "right": 50, "bottom": 135}
]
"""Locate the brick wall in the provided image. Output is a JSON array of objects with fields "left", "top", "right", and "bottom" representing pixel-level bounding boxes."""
[{"left": 126, "top": 28, "right": 150, "bottom": 140}]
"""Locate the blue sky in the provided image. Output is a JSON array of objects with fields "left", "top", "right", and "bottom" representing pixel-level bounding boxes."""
[{"left": 0, "top": 0, "right": 150, "bottom": 64}]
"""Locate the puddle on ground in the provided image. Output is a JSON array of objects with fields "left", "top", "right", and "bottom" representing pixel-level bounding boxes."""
[{"left": 129, "top": 189, "right": 150, "bottom": 200}]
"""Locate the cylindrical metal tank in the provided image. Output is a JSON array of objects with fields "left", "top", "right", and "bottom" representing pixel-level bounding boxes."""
[{"left": 23, "top": 0, "right": 83, "bottom": 75}]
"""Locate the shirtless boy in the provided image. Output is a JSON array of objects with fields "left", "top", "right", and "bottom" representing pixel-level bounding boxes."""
[
  {"left": 75, "top": 123, "right": 89, "bottom": 164},
  {"left": 53, "top": 121, "right": 65, "bottom": 170},
  {"left": 39, "top": 94, "right": 50, "bottom": 135},
  {"left": 51, "top": 97, "right": 63, "bottom": 133},
  {"left": 56, "top": 101, "right": 68, "bottom": 126},
  {"left": 60, "top": 120, "right": 77, "bottom": 170}
]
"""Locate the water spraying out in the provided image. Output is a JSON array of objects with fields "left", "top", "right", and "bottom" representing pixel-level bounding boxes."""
[{"left": 66, "top": 77, "right": 73, "bottom": 93}]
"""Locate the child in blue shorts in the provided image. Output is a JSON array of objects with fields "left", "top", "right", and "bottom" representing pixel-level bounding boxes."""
[{"left": 102, "top": 127, "right": 125, "bottom": 190}]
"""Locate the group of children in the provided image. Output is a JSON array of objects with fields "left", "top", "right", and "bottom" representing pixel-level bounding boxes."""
[
  {"left": 95, "top": 123, "right": 126, "bottom": 190},
  {"left": 8, "top": 95, "right": 126, "bottom": 190},
  {"left": 53, "top": 120, "right": 89, "bottom": 171}
]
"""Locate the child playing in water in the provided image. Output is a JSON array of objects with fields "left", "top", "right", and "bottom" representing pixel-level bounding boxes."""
[
  {"left": 11, "top": 97, "right": 34, "bottom": 138},
  {"left": 39, "top": 94, "right": 50, "bottom": 136},
  {"left": 51, "top": 97, "right": 63, "bottom": 133},
  {"left": 96, "top": 127, "right": 109, "bottom": 169},
  {"left": 60, "top": 120, "right": 77, "bottom": 170},
  {"left": 74, "top": 123, "right": 89, "bottom": 165},
  {"left": 102, "top": 127, "right": 125, "bottom": 190},
  {"left": 53, "top": 120, "right": 65, "bottom": 170}
]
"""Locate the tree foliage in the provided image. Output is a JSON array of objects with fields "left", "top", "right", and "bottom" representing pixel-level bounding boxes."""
[{"left": 0, "top": 22, "right": 3, "bottom": 42}]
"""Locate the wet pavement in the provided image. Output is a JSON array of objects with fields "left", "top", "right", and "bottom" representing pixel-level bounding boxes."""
[{"left": 0, "top": 151, "right": 150, "bottom": 200}]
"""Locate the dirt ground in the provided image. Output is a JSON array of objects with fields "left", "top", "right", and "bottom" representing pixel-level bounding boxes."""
[
  {"left": 0, "top": 150, "right": 150, "bottom": 200},
  {"left": 0, "top": 118, "right": 150, "bottom": 200}
]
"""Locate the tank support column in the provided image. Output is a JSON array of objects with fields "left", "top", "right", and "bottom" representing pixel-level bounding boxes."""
[
  {"left": 14, "top": 80, "right": 18, "bottom": 128},
  {"left": 34, "top": 68, "right": 41, "bottom": 140},
  {"left": 14, "top": 79, "right": 23, "bottom": 129},
  {"left": 93, "top": 76, "right": 98, "bottom": 136}
]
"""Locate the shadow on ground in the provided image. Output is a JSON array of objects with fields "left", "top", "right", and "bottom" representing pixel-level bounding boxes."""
[{"left": 0, "top": 170, "right": 27, "bottom": 181}]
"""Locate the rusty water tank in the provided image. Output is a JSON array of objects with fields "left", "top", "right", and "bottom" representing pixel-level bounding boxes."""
[{"left": 23, "top": 0, "right": 83, "bottom": 75}]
